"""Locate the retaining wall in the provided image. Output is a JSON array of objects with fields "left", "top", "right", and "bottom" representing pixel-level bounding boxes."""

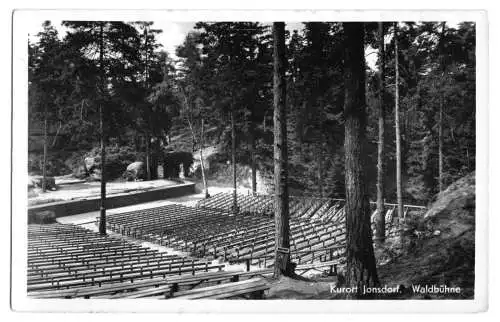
[{"left": 28, "top": 182, "right": 196, "bottom": 221}]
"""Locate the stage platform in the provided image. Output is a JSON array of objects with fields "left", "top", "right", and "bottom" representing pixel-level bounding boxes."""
[{"left": 28, "top": 182, "right": 196, "bottom": 220}]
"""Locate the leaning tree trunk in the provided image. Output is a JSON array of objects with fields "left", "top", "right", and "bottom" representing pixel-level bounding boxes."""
[
  {"left": 98, "top": 22, "right": 107, "bottom": 236},
  {"left": 42, "top": 105, "right": 48, "bottom": 192},
  {"left": 375, "top": 21, "right": 386, "bottom": 241},
  {"left": 343, "top": 22, "right": 379, "bottom": 294},
  {"left": 394, "top": 22, "right": 404, "bottom": 219},
  {"left": 231, "top": 104, "right": 238, "bottom": 214},
  {"left": 272, "top": 22, "right": 292, "bottom": 278},
  {"left": 199, "top": 118, "right": 210, "bottom": 198}
]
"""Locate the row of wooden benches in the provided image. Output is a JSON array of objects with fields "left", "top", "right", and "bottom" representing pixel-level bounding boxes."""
[
  {"left": 196, "top": 193, "right": 425, "bottom": 222},
  {"left": 196, "top": 193, "right": 340, "bottom": 220},
  {"left": 102, "top": 202, "right": 407, "bottom": 271},
  {"left": 104, "top": 205, "right": 255, "bottom": 240},
  {"left": 103, "top": 205, "right": 347, "bottom": 266},
  {"left": 28, "top": 268, "right": 271, "bottom": 299},
  {"left": 27, "top": 224, "right": 224, "bottom": 292},
  {"left": 28, "top": 259, "right": 341, "bottom": 299}
]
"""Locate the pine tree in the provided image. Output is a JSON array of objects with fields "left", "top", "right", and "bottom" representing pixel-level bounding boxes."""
[
  {"left": 285, "top": 23, "right": 345, "bottom": 197},
  {"left": 272, "top": 22, "right": 292, "bottom": 278},
  {"left": 98, "top": 22, "right": 106, "bottom": 235},
  {"left": 375, "top": 22, "right": 386, "bottom": 240},
  {"left": 134, "top": 22, "right": 164, "bottom": 180},
  {"left": 343, "top": 22, "right": 379, "bottom": 293},
  {"left": 63, "top": 21, "right": 140, "bottom": 235},
  {"left": 394, "top": 22, "right": 404, "bottom": 218},
  {"left": 187, "top": 22, "right": 271, "bottom": 199},
  {"left": 29, "top": 22, "right": 62, "bottom": 192}
]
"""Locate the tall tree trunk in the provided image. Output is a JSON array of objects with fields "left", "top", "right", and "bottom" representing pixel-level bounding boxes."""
[
  {"left": 375, "top": 22, "right": 386, "bottom": 241},
  {"left": 144, "top": 26, "right": 152, "bottom": 181},
  {"left": 272, "top": 22, "right": 292, "bottom": 278},
  {"left": 438, "top": 98, "right": 444, "bottom": 192},
  {"left": 145, "top": 131, "right": 151, "bottom": 180},
  {"left": 98, "top": 22, "right": 107, "bottom": 236},
  {"left": 394, "top": 22, "right": 404, "bottom": 219},
  {"left": 343, "top": 22, "right": 379, "bottom": 293},
  {"left": 250, "top": 126, "right": 257, "bottom": 194},
  {"left": 42, "top": 105, "right": 48, "bottom": 192},
  {"left": 151, "top": 138, "right": 159, "bottom": 180},
  {"left": 200, "top": 118, "right": 210, "bottom": 198},
  {"left": 231, "top": 104, "right": 238, "bottom": 214}
]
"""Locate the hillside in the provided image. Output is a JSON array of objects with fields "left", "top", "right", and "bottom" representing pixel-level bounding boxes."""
[
  {"left": 266, "top": 172, "right": 476, "bottom": 299},
  {"left": 376, "top": 172, "right": 475, "bottom": 299}
]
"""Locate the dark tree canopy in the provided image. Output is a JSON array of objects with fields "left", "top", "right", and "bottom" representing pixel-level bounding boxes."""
[
  {"left": 29, "top": 20, "right": 475, "bottom": 201},
  {"left": 27, "top": 18, "right": 476, "bottom": 297}
]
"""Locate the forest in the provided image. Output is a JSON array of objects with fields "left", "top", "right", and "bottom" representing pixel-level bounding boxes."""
[
  {"left": 28, "top": 20, "right": 475, "bottom": 205},
  {"left": 27, "top": 20, "right": 476, "bottom": 298}
]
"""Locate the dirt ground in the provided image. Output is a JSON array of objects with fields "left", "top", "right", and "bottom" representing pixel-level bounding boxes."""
[{"left": 265, "top": 276, "right": 343, "bottom": 299}]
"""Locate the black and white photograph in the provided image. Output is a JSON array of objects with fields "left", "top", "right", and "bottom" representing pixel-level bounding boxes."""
[{"left": 10, "top": 9, "right": 488, "bottom": 313}]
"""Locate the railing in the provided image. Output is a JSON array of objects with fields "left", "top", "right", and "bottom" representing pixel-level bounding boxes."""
[
  {"left": 372, "top": 202, "right": 426, "bottom": 209},
  {"left": 196, "top": 193, "right": 426, "bottom": 222},
  {"left": 75, "top": 220, "right": 98, "bottom": 226}
]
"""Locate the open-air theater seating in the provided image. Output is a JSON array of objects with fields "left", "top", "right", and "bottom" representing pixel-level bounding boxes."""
[
  {"left": 28, "top": 223, "right": 224, "bottom": 293},
  {"left": 28, "top": 257, "right": 273, "bottom": 299},
  {"left": 102, "top": 204, "right": 349, "bottom": 268},
  {"left": 28, "top": 194, "right": 425, "bottom": 299},
  {"left": 102, "top": 194, "right": 424, "bottom": 270}
]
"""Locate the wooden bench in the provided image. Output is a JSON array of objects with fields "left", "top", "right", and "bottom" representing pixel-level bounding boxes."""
[
  {"left": 28, "top": 268, "right": 273, "bottom": 299},
  {"left": 27, "top": 262, "right": 225, "bottom": 292},
  {"left": 294, "top": 260, "right": 341, "bottom": 276},
  {"left": 170, "top": 277, "right": 269, "bottom": 300},
  {"left": 103, "top": 269, "right": 273, "bottom": 299}
]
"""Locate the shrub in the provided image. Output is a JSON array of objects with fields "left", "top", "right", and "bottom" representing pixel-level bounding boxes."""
[
  {"left": 28, "top": 152, "right": 72, "bottom": 176},
  {"left": 84, "top": 144, "right": 141, "bottom": 181},
  {"left": 163, "top": 151, "right": 194, "bottom": 179},
  {"left": 64, "top": 152, "right": 88, "bottom": 178}
]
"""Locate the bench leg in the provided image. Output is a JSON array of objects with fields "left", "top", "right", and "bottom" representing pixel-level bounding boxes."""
[
  {"left": 169, "top": 283, "right": 179, "bottom": 298},
  {"left": 251, "top": 289, "right": 265, "bottom": 299}
]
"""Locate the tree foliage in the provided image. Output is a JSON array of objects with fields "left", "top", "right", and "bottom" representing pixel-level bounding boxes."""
[
  {"left": 28, "top": 20, "right": 475, "bottom": 205},
  {"left": 29, "top": 20, "right": 179, "bottom": 179}
]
